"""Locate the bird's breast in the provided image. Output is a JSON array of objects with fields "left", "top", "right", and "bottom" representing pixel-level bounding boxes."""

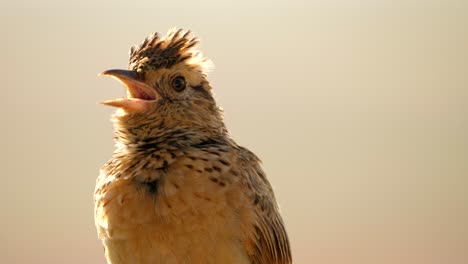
[{"left": 95, "top": 149, "right": 249, "bottom": 264}]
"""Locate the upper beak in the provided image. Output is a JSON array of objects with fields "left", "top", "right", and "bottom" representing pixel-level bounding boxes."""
[{"left": 98, "top": 69, "right": 158, "bottom": 110}]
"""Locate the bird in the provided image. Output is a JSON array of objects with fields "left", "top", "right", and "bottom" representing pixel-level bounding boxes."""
[{"left": 94, "top": 28, "right": 291, "bottom": 264}]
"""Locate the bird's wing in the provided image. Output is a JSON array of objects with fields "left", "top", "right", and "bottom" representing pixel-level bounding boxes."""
[{"left": 237, "top": 150, "right": 292, "bottom": 264}]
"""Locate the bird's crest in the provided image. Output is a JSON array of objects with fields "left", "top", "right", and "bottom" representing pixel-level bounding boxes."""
[{"left": 128, "top": 28, "right": 212, "bottom": 76}]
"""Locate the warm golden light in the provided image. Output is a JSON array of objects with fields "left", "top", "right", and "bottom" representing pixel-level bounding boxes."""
[{"left": 1, "top": 1, "right": 467, "bottom": 263}]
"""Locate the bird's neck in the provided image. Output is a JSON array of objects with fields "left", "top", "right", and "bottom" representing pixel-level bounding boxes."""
[{"left": 112, "top": 112, "right": 228, "bottom": 153}]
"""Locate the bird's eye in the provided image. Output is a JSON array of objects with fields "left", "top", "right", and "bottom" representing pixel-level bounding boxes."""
[{"left": 172, "top": 76, "right": 186, "bottom": 92}]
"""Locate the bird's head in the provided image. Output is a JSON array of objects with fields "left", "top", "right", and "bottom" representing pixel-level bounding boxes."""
[{"left": 100, "top": 28, "right": 225, "bottom": 143}]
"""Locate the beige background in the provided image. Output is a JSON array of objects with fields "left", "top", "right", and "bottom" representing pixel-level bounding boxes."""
[{"left": 1, "top": 1, "right": 467, "bottom": 263}]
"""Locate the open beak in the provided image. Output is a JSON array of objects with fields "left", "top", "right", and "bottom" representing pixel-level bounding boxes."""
[{"left": 98, "top": 69, "right": 158, "bottom": 111}]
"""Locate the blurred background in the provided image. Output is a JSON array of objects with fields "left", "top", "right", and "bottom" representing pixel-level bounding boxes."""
[{"left": 1, "top": 1, "right": 467, "bottom": 263}]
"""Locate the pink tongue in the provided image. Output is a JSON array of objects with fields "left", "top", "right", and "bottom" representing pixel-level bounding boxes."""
[{"left": 133, "top": 87, "right": 155, "bottom": 100}]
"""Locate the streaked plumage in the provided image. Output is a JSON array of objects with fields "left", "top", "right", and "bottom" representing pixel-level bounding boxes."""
[{"left": 95, "top": 28, "right": 291, "bottom": 264}]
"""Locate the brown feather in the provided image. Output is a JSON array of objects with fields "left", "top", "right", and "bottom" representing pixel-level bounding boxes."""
[{"left": 95, "top": 28, "right": 291, "bottom": 264}]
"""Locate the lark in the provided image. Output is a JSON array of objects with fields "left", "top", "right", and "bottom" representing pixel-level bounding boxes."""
[{"left": 95, "top": 28, "right": 291, "bottom": 264}]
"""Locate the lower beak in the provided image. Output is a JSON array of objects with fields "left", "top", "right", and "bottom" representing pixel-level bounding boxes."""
[{"left": 99, "top": 69, "right": 158, "bottom": 111}]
